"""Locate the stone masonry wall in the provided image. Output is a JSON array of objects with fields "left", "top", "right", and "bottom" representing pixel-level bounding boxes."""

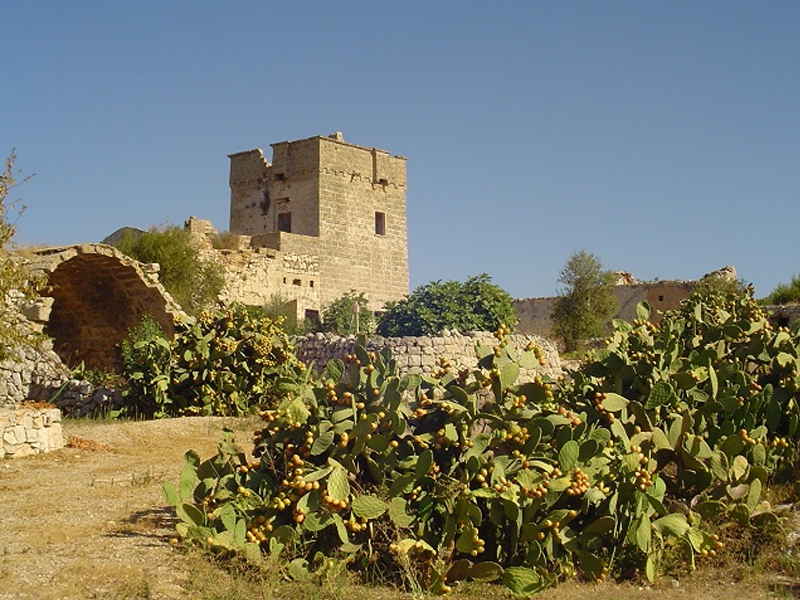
[
  {"left": 0, "top": 404, "right": 63, "bottom": 458},
  {"left": 0, "top": 341, "right": 70, "bottom": 406},
  {"left": 202, "top": 245, "right": 321, "bottom": 312},
  {"left": 294, "top": 331, "right": 562, "bottom": 381},
  {"left": 228, "top": 134, "right": 409, "bottom": 315},
  {"left": 514, "top": 281, "right": 698, "bottom": 337}
]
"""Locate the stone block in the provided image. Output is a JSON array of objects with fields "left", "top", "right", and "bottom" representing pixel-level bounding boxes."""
[
  {"left": 21, "top": 302, "right": 52, "bottom": 323},
  {"left": 21, "top": 413, "right": 33, "bottom": 430},
  {"left": 12, "top": 425, "right": 26, "bottom": 444}
]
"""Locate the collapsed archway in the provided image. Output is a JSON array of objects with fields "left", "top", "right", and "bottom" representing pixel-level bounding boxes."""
[{"left": 31, "top": 244, "right": 178, "bottom": 373}]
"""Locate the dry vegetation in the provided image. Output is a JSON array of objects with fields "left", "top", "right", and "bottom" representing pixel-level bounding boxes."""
[{"left": 0, "top": 417, "right": 797, "bottom": 600}]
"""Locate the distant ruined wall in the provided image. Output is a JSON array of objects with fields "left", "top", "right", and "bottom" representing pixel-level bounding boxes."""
[
  {"left": 512, "top": 297, "right": 558, "bottom": 337},
  {"left": 614, "top": 282, "right": 695, "bottom": 323},
  {"left": 514, "top": 280, "right": 698, "bottom": 336},
  {"left": 294, "top": 331, "right": 562, "bottom": 381}
]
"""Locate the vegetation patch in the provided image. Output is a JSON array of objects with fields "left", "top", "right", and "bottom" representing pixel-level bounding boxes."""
[
  {"left": 165, "top": 288, "right": 800, "bottom": 595},
  {"left": 121, "top": 304, "right": 303, "bottom": 418}
]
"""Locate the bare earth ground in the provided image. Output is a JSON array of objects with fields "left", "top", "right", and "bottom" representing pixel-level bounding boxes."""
[{"left": 0, "top": 417, "right": 795, "bottom": 600}]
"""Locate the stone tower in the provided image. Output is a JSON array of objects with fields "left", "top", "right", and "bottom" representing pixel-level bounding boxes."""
[{"left": 228, "top": 132, "right": 409, "bottom": 313}]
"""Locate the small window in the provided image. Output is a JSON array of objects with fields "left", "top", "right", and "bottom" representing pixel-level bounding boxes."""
[
  {"left": 658, "top": 295, "right": 664, "bottom": 302},
  {"left": 309, "top": 280, "right": 315, "bottom": 288},
  {"left": 305, "top": 309, "right": 320, "bottom": 325},
  {"left": 282, "top": 277, "right": 287, "bottom": 284},
  {"left": 278, "top": 212, "right": 292, "bottom": 233},
  {"left": 292, "top": 278, "right": 302, "bottom": 286},
  {"left": 375, "top": 211, "right": 386, "bottom": 236}
]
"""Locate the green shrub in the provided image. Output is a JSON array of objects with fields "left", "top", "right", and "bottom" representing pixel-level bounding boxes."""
[
  {"left": 210, "top": 230, "right": 243, "bottom": 250},
  {"left": 377, "top": 274, "right": 516, "bottom": 337},
  {"left": 319, "top": 291, "right": 374, "bottom": 335},
  {"left": 113, "top": 225, "right": 225, "bottom": 316},
  {"left": 120, "top": 315, "right": 172, "bottom": 415},
  {"left": 166, "top": 289, "right": 800, "bottom": 594},
  {"left": 551, "top": 251, "right": 617, "bottom": 352},
  {"left": 120, "top": 304, "right": 303, "bottom": 418},
  {"left": 763, "top": 274, "right": 800, "bottom": 305}
]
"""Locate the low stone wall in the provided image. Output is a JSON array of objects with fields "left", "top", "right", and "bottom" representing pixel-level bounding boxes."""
[
  {"left": 0, "top": 404, "right": 64, "bottom": 458},
  {"left": 294, "top": 331, "right": 561, "bottom": 381},
  {"left": 0, "top": 341, "right": 70, "bottom": 406}
]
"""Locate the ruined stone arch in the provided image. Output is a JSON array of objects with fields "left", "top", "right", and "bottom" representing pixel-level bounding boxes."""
[{"left": 29, "top": 244, "right": 180, "bottom": 373}]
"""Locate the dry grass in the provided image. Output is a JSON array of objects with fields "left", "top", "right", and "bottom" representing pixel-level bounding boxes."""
[{"left": 0, "top": 416, "right": 797, "bottom": 600}]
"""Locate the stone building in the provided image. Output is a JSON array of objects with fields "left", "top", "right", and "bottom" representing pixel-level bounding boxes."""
[
  {"left": 513, "top": 267, "right": 737, "bottom": 337},
  {"left": 224, "top": 132, "right": 409, "bottom": 320}
]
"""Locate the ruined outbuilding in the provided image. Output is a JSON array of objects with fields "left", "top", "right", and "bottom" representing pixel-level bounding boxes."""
[
  {"left": 26, "top": 244, "right": 179, "bottom": 372},
  {"left": 514, "top": 267, "right": 738, "bottom": 337}
]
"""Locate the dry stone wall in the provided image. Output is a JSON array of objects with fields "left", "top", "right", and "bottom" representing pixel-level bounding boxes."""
[
  {"left": 1, "top": 405, "right": 63, "bottom": 458},
  {"left": 0, "top": 341, "right": 70, "bottom": 406},
  {"left": 294, "top": 331, "right": 561, "bottom": 381}
]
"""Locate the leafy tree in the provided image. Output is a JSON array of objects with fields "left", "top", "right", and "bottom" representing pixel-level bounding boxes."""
[
  {"left": 551, "top": 251, "right": 617, "bottom": 352},
  {"left": 763, "top": 274, "right": 800, "bottom": 305},
  {"left": 320, "top": 290, "right": 374, "bottom": 335},
  {"left": 0, "top": 151, "right": 41, "bottom": 361},
  {"left": 113, "top": 225, "right": 225, "bottom": 316},
  {"left": 377, "top": 274, "right": 516, "bottom": 337}
]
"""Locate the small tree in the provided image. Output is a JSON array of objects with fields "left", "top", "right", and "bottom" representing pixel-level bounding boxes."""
[
  {"left": 320, "top": 290, "right": 374, "bottom": 335},
  {"left": 763, "top": 274, "right": 800, "bottom": 305},
  {"left": 113, "top": 225, "right": 225, "bottom": 316},
  {"left": 551, "top": 251, "right": 617, "bottom": 352},
  {"left": 0, "top": 151, "right": 40, "bottom": 361},
  {"left": 377, "top": 274, "right": 516, "bottom": 337}
]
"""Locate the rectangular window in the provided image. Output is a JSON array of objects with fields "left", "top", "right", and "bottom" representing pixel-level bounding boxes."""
[
  {"left": 305, "top": 309, "right": 320, "bottom": 325},
  {"left": 278, "top": 212, "right": 292, "bottom": 233},
  {"left": 292, "top": 278, "right": 302, "bottom": 286},
  {"left": 375, "top": 211, "right": 386, "bottom": 236}
]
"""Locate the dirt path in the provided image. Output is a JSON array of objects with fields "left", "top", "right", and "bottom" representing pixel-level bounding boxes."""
[{"left": 0, "top": 416, "right": 257, "bottom": 600}]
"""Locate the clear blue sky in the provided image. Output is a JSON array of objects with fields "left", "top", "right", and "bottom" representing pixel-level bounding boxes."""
[{"left": 3, "top": 2, "right": 799, "bottom": 300}]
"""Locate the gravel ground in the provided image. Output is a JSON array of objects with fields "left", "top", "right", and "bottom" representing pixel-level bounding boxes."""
[{"left": 0, "top": 416, "right": 257, "bottom": 600}]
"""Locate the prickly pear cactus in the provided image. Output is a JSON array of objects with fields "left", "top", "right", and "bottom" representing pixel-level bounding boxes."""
[{"left": 166, "top": 290, "right": 800, "bottom": 595}]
